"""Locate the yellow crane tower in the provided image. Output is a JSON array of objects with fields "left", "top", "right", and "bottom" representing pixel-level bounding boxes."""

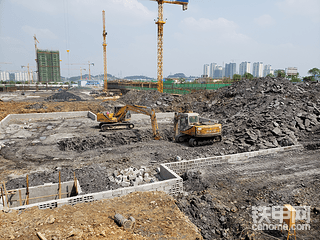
[
  {"left": 152, "top": 0, "right": 188, "bottom": 93},
  {"left": 102, "top": 10, "right": 108, "bottom": 92}
]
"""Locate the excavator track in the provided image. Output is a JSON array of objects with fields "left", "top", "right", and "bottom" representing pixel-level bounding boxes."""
[
  {"left": 188, "top": 135, "right": 222, "bottom": 147},
  {"left": 101, "top": 123, "right": 134, "bottom": 131}
]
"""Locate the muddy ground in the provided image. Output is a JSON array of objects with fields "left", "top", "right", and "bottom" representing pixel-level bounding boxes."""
[{"left": 1, "top": 78, "right": 320, "bottom": 239}]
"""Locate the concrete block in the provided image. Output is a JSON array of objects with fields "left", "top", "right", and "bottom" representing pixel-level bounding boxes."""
[
  {"left": 128, "top": 175, "right": 136, "bottom": 181},
  {"left": 144, "top": 177, "right": 152, "bottom": 183},
  {"left": 108, "top": 176, "right": 115, "bottom": 182},
  {"left": 121, "top": 182, "right": 130, "bottom": 187}
]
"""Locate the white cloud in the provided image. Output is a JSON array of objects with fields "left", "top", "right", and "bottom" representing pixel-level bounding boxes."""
[
  {"left": 22, "top": 25, "right": 57, "bottom": 39},
  {"left": 277, "top": 0, "right": 320, "bottom": 22},
  {"left": 254, "top": 14, "right": 276, "bottom": 27},
  {"left": 10, "top": 0, "right": 155, "bottom": 25},
  {"left": 180, "top": 17, "right": 250, "bottom": 43}
]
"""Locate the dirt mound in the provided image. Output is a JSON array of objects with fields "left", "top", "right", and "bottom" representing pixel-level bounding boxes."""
[
  {"left": 0, "top": 191, "right": 202, "bottom": 240},
  {"left": 45, "top": 90, "right": 82, "bottom": 102},
  {"left": 57, "top": 128, "right": 173, "bottom": 152},
  {"left": 25, "top": 103, "right": 47, "bottom": 110}
]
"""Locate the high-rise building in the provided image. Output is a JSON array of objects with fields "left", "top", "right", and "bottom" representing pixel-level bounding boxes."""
[
  {"left": 252, "top": 62, "right": 263, "bottom": 77},
  {"left": 225, "top": 63, "right": 236, "bottom": 78},
  {"left": 0, "top": 71, "right": 10, "bottom": 81},
  {"left": 239, "top": 62, "right": 251, "bottom": 76},
  {"left": 286, "top": 67, "right": 298, "bottom": 76},
  {"left": 210, "top": 63, "right": 217, "bottom": 78},
  {"left": 37, "top": 49, "right": 61, "bottom": 82},
  {"left": 214, "top": 66, "right": 223, "bottom": 79},
  {"left": 203, "top": 64, "right": 210, "bottom": 77},
  {"left": 263, "top": 65, "right": 273, "bottom": 77}
]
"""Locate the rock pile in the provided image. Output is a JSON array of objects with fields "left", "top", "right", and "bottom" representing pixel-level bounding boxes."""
[
  {"left": 109, "top": 166, "right": 155, "bottom": 187},
  {"left": 120, "top": 78, "right": 320, "bottom": 151},
  {"left": 57, "top": 128, "right": 173, "bottom": 152},
  {"left": 204, "top": 77, "right": 320, "bottom": 151},
  {"left": 45, "top": 90, "right": 82, "bottom": 102}
]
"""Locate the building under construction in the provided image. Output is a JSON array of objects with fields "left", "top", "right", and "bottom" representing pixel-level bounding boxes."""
[{"left": 37, "top": 49, "right": 61, "bottom": 82}]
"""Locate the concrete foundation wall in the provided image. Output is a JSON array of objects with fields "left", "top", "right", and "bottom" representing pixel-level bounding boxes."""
[
  {"left": 163, "top": 145, "right": 303, "bottom": 175},
  {"left": 8, "top": 178, "right": 182, "bottom": 211},
  {"left": 1, "top": 145, "right": 302, "bottom": 211},
  {"left": 1, "top": 180, "right": 81, "bottom": 208},
  {"left": 0, "top": 111, "right": 96, "bottom": 130}
]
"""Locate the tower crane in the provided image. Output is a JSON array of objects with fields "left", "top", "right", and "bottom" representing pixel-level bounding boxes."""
[
  {"left": 34, "top": 34, "right": 39, "bottom": 82},
  {"left": 102, "top": 10, "right": 107, "bottom": 92},
  {"left": 152, "top": 0, "right": 188, "bottom": 93}
]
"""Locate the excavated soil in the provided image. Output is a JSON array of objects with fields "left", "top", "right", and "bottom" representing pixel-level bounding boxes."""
[{"left": 0, "top": 191, "right": 202, "bottom": 240}]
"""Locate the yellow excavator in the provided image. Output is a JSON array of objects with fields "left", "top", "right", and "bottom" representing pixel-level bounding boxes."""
[
  {"left": 173, "top": 112, "right": 222, "bottom": 147},
  {"left": 96, "top": 105, "right": 161, "bottom": 140}
]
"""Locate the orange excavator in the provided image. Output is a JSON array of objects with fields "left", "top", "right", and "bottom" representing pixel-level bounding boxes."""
[{"left": 96, "top": 105, "right": 160, "bottom": 140}]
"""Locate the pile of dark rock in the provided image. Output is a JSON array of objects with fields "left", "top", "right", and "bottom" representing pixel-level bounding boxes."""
[
  {"left": 119, "top": 77, "right": 320, "bottom": 151},
  {"left": 203, "top": 77, "right": 320, "bottom": 151},
  {"left": 57, "top": 128, "right": 173, "bottom": 152},
  {"left": 45, "top": 90, "right": 82, "bottom": 102}
]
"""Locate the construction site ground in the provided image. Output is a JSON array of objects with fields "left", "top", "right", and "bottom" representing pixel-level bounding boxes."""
[{"left": 1, "top": 78, "right": 320, "bottom": 240}]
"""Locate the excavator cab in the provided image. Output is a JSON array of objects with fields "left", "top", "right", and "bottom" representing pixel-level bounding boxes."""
[
  {"left": 114, "top": 105, "right": 131, "bottom": 120},
  {"left": 179, "top": 113, "right": 199, "bottom": 131}
]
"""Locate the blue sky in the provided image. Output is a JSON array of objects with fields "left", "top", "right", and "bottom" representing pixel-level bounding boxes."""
[{"left": 0, "top": 0, "right": 319, "bottom": 78}]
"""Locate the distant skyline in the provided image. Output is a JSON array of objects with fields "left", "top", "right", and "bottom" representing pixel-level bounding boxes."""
[{"left": 0, "top": 0, "right": 319, "bottom": 78}]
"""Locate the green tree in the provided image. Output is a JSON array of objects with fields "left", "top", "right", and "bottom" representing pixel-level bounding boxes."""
[
  {"left": 274, "top": 69, "right": 286, "bottom": 78},
  {"left": 303, "top": 76, "right": 316, "bottom": 82},
  {"left": 288, "top": 73, "right": 301, "bottom": 82},
  {"left": 307, "top": 67, "right": 320, "bottom": 79},
  {"left": 179, "top": 78, "right": 186, "bottom": 84},
  {"left": 266, "top": 73, "right": 274, "bottom": 77},
  {"left": 233, "top": 74, "right": 241, "bottom": 81},
  {"left": 243, "top": 72, "right": 253, "bottom": 80}
]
